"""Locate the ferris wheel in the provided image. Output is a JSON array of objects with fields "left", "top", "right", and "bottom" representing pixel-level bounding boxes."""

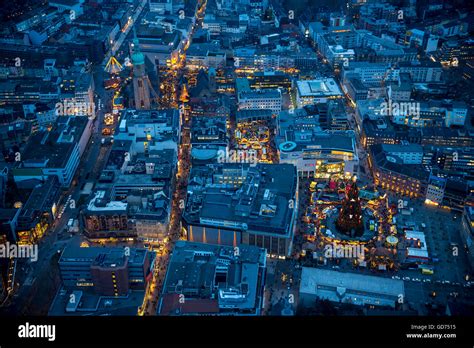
[{"left": 104, "top": 56, "right": 123, "bottom": 75}]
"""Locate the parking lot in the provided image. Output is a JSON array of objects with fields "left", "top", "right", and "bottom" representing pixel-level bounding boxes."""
[
  {"left": 394, "top": 199, "right": 470, "bottom": 284},
  {"left": 292, "top": 180, "right": 474, "bottom": 314},
  {"left": 388, "top": 199, "right": 473, "bottom": 311}
]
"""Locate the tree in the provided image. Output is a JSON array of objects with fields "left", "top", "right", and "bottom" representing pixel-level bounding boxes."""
[{"left": 336, "top": 177, "right": 364, "bottom": 237}]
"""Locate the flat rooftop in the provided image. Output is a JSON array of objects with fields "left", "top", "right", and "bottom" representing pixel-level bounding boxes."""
[
  {"left": 160, "top": 241, "right": 266, "bottom": 315},
  {"left": 381, "top": 143, "right": 423, "bottom": 154},
  {"left": 86, "top": 191, "right": 127, "bottom": 213},
  {"left": 300, "top": 268, "right": 405, "bottom": 298},
  {"left": 49, "top": 287, "right": 145, "bottom": 316},
  {"left": 310, "top": 133, "right": 356, "bottom": 152},
  {"left": 59, "top": 239, "right": 148, "bottom": 267},
  {"left": 183, "top": 163, "right": 297, "bottom": 236},
  {"left": 239, "top": 89, "right": 281, "bottom": 100},
  {"left": 120, "top": 108, "right": 178, "bottom": 128},
  {"left": 296, "top": 78, "right": 342, "bottom": 98},
  {"left": 20, "top": 116, "right": 89, "bottom": 169}
]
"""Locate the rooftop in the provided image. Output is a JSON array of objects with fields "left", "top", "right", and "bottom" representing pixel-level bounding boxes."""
[
  {"left": 370, "top": 144, "right": 428, "bottom": 181},
  {"left": 191, "top": 116, "right": 227, "bottom": 145},
  {"left": 49, "top": 288, "right": 146, "bottom": 316},
  {"left": 86, "top": 191, "right": 127, "bottom": 213},
  {"left": 300, "top": 267, "right": 405, "bottom": 298},
  {"left": 59, "top": 240, "right": 148, "bottom": 267},
  {"left": 183, "top": 163, "right": 297, "bottom": 236},
  {"left": 239, "top": 89, "right": 282, "bottom": 100},
  {"left": 381, "top": 143, "right": 423, "bottom": 154},
  {"left": 19, "top": 116, "right": 89, "bottom": 169},
  {"left": 120, "top": 108, "right": 178, "bottom": 128},
  {"left": 296, "top": 78, "right": 342, "bottom": 97},
  {"left": 160, "top": 241, "right": 266, "bottom": 315}
]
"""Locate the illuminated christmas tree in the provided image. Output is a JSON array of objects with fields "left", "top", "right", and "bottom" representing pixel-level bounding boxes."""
[
  {"left": 179, "top": 83, "right": 189, "bottom": 103},
  {"left": 336, "top": 176, "right": 364, "bottom": 237}
]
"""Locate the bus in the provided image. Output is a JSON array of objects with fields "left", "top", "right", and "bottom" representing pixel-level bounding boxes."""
[
  {"left": 420, "top": 265, "right": 434, "bottom": 275},
  {"left": 422, "top": 268, "right": 434, "bottom": 275}
]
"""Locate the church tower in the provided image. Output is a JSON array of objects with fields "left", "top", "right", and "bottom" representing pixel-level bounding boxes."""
[{"left": 131, "top": 36, "right": 151, "bottom": 110}]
